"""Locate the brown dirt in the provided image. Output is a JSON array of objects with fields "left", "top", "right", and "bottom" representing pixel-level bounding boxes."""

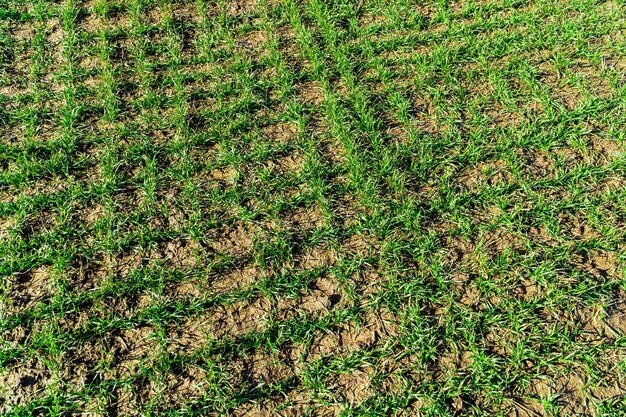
[
  {"left": 411, "top": 96, "right": 445, "bottom": 134},
  {"left": 0, "top": 359, "right": 51, "bottom": 413},
  {"left": 277, "top": 277, "right": 344, "bottom": 320},
  {"left": 241, "top": 347, "right": 296, "bottom": 386},
  {"left": 438, "top": 349, "right": 473, "bottom": 379},
  {"left": 516, "top": 366, "right": 626, "bottom": 416},
  {"left": 0, "top": 216, "right": 16, "bottom": 241},
  {"left": 576, "top": 249, "right": 620, "bottom": 280},
  {"left": 212, "top": 264, "right": 266, "bottom": 293},
  {"left": 6, "top": 267, "right": 54, "bottom": 313},
  {"left": 236, "top": 30, "right": 269, "bottom": 52},
  {"left": 172, "top": 3, "right": 202, "bottom": 25},
  {"left": 298, "top": 244, "right": 337, "bottom": 269},
  {"left": 271, "top": 151, "right": 306, "bottom": 175},
  {"left": 211, "top": 296, "right": 270, "bottom": 338},
  {"left": 605, "top": 309, "right": 626, "bottom": 341},
  {"left": 306, "top": 310, "right": 398, "bottom": 362},
  {"left": 166, "top": 317, "right": 211, "bottom": 354},
  {"left": 228, "top": 0, "right": 261, "bottom": 17},
  {"left": 483, "top": 105, "right": 526, "bottom": 129},
  {"left": 331, "top": 369, "right": 373, "bottom": 404},
  {"left": 320, "top": 137, "right": 349, "bottom": 166},
  {"left": 102, "top": 249, "right": 144, "bottom": 280},
  {"left": 458, "top": 159, "right": 513, "bottom": 189},
  {"left": 159, "top": 238, "right": 202, "bottom": 269},
  {"left": 589, "top": 136, "right": 624, "bottom": 163},
  {"left": 285, "top": 202, "right": 326, "bottom": 230},
  {"left": 231, "top": 393, "right": 338, "bottom": 417},
  {"left": 108, "top": 326, "right": 160, "bottom": 379},
  {"left": 570, "top": 61, "right": 614, "bottom": 99},
  {"left": 538, "top": 61, "right": 585, "bottom": 110},
  {"left": 261, "top": 121, "right": 300, "bottom": 144},
  {"left": 358, "top": 13, "right": 387, "bottom": 29},
  {"left": 385, "top": 123, "right": 410, "bottom": 144},
  {"left": 522, "top": 149, "right": 556, "bottom": 177},
  {"left": 331, "top": 193, "right": 368, "bottom": 228},
  {"left": 297, "top": 81, "right": 325, "bottom": 106},
  {"left": 526, "top": 225, "right": 559, "bottom": 247},
  {"left": 340, "top": 232, "right": 380, "bottom": 258},
  {"left": 0, "top": 179, "right": 72, "bottom": 204},
  {"left": 209, "top": 222, "right": 258, "bottom": 256}
]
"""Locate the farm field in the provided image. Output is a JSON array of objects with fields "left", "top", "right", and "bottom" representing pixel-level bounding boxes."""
[{"left": 2, "top": 0, "right": 626, "bottom": 415}]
